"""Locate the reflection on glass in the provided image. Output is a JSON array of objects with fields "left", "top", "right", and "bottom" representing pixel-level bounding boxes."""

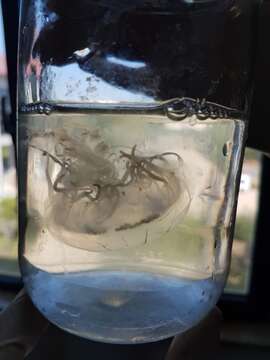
[
  {"left": 40, "top": 63, "right": 154, "bottom": 104},
  {"left": 0, "top": 5, "right": 19, "bottom": 276},
  {"left": 106, "top": 56, "right": 146, "bottom": 69},
  {"left": 225, "top": 148, "right": 261, "bottom": 294}
]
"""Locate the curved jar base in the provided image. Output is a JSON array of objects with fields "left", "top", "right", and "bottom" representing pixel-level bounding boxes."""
[{"left": 22, "top": 258, "right": 223, "bottom": 344}]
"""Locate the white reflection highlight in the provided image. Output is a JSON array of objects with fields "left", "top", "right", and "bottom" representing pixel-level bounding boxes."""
[
  {"left": 106, "top": 56, "right": 146, "bottom": 69},
  {"left": 41, "top": 63, "right": 153, "bottom": 103}
]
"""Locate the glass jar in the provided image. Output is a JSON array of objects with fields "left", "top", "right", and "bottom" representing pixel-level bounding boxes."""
[{"left": 18, "top": 0, "right": 260, "bottom": 344}]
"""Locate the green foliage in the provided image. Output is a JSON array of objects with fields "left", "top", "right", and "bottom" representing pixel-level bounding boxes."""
[
  {"left": 226, "top": 216, "right": 256, "bottom": 293},
  {"left": 244, "top": 148, "right": 261, "bottom": 161},
  {"left": 2, "top": 146, "right": 10, "bottom": 160},
  {"left": 0, "top": 197, "right": 17, "bottom": 221},
  {"left": 234, "top": 216, "right": 255, "bottom": 242}
]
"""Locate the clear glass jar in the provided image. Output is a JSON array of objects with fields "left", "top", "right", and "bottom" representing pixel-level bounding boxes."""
[{"left": 18, "top": 0, "right": 260, "bottom": 344}]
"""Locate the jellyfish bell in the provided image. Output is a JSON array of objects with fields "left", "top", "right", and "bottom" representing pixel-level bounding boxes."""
[{"left": 31, "top": 130, "right": 191, "bottom": 252}]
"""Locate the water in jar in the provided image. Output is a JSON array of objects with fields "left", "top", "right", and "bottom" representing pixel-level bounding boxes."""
[{"left": 19, "top": 100, "right": 245, "bottom": 343}]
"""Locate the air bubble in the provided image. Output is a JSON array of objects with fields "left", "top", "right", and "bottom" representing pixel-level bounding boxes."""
[
  {"left": 19, "top": 102, "right": 53, "bottom": 115},
  {"left": 165, "top": 98, "right": 239, "bottom": 122},
  {"left": 223, "top": 141, "right": 232, "bottom": 157}
]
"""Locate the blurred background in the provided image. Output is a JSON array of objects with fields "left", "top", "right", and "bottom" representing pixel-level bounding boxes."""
[{"left": 0, "top": 3, "right": 17, "bottom": 277}]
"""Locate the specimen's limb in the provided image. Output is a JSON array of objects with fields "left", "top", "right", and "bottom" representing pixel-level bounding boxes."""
[
  {"left": 119, "top": 146, "right": 177, "bottom": 185},
  {"left": 30, "top": 141, "right": 187, "bottom": 227},
  {"left": 45, "top": 153, "right": 53, "bottom": 192},
  {"left": 30, "top": 144, "right": 65, "bottom": 167}
]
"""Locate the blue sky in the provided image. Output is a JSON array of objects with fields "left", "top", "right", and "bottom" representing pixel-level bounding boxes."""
[
  {"left": 0, "top": 5, "right": 6, "bottom": 55},
  {"left": 0, "top": 28, "right": 5, "bottom": 55}
]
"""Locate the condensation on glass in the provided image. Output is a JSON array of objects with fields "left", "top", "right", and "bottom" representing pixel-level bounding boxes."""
[{"left": 18, "top": 0, "right": 260, "bottom": 343}]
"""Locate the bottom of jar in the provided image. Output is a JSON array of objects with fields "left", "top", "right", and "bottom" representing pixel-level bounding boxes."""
[{"left": 22, "top": 258, "right": 224, "bottom": 344}]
